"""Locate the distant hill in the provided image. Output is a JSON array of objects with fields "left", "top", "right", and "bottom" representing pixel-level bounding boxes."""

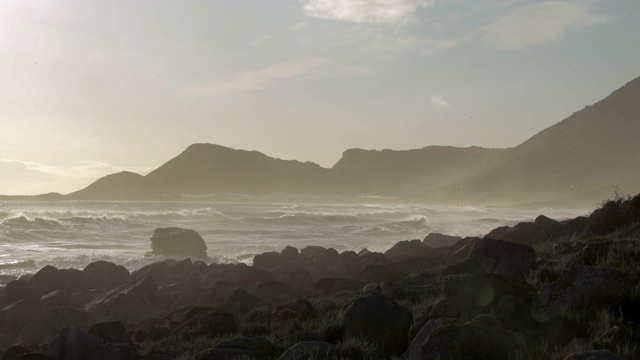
[{"left": 63, "top": 76, "right": 640, "bottom": 206}]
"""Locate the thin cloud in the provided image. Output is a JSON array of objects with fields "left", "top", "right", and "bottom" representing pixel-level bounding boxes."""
[
  {"left": 192, "top": 57, "right": 333, "bottom": 96},
  {"left": 289, "top": 22, "right": 309, "bottom": 32},
  {"left": 479, "top": 1, "right": 609, "bottom": 50},
  {"left": 303, "top": 0, "right": 435, "bottom": 24},
  {"left": 430, "top": 95, "right": 451, "bottom": 108}
]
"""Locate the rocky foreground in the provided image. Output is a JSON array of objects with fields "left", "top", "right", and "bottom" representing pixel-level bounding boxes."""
[{"left": 1, "top": 196, "right": 640, "bottom": 360}]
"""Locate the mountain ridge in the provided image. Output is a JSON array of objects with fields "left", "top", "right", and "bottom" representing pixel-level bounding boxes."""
[{"left": 58, "top": 75, "right": 640, "bottom": 206}]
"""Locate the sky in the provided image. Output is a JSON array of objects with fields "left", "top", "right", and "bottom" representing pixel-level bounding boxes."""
[{"left": 1, "top": 0, "right": 639, "bottom": 195}]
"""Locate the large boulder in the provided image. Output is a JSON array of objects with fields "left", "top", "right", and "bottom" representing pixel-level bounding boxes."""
[
  {"left": 407, "top": 317, "right": 461, "bottom": 359},
  {"left": 150, "top": 227, "right": 207, "bottom": 258},
  {"left": 0, "top": 297, "right": 48, "bottom": 336},
  {"left": 342, "top": 292, "right": 411, "bottom": 357},
  {"left": 411, "top": 315, "right": 527, "bottom": 360},
  {"left": 533, "top": 265, "right": 634, "bottom": 322},
  {"left": 83, "top": 261, "right": 131, "bottom": 290},
  {"left": 171, "top": 309, "right": 238, "bottom": 337},
  {"left": 484, "top": 215, "right": 561, "bottom": 246},
  {"left": 47, "top": 327, "right": 103, "bottom": 360},
  {"left": 200, "top": 336, "right": 274, "bottom": 360},
  {"left": 446, "top": 237, "right": 480, "bottom": 265},
  {"left": 220, "top": 288, "right": 270, "bottom": 314},
  {"left": 468, "top": 238, "right": 535, "bottom": 277},
  {"left": 85, "top": 277, "right": 161, "bottom": 323},
  {"left": 384, "top": 240, "right": 433, "bottom": 262},
  {"left": 423, "top": 233, "right": 462, "bottom": 248}
]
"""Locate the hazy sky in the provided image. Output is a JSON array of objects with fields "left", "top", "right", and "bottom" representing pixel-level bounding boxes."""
[{"left": 1, "top": 0, "right": 639, "bottom": 195}]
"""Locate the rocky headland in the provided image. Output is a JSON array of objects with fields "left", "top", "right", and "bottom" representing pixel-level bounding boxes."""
[{"left": 1, "top": 194, "right": 640, "bottom": 359}]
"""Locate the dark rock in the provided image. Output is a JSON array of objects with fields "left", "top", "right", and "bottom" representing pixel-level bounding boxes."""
[
  {"left": 171, "top": 309, "right": 238, "bottom": 337},
  {"left": 15, "top": 353, "right": 54, "bottom": 360},
  {"left": 88, "top": 321, "right": 130, "bottom": 345},
  {"left": 563, "top": 350, "right": 624, "bottom": 360},
  {"left": 2, "top": 280, "right": 38, "bottom": 305},
  {"left": 332, "top": 279, "right": 363, "bottom": 293},
  {"left": 47, "top": 328, "right": 103, "bottom": 360},
  {"left": 384, "top": 239, "right": 434, "bottom": 262},
  {"left": 220, "top": 288, "right": 270, "bottom": 314},
  {"left": 2, "top": 345, "right": 31, "bottom": 360},
  {"left": 342, "top": 292, "right": 411, "bottom": 356},
  {"left": 29, "top": 266, "right": 67, "bottom": 296},
  {"left": 446, "top": 237, "right": 480, "bottom": 265},
  {"left": 131, "top": 261, "right": 171, "bottom": 284},
  {"left": 300, "top": 246, "right": 327, "bottom": 259},
  {"left": 150, "top": 227, "right": 207, "bottom": 258},
  {"left": 21, "top": 307, "right": 94, "bottom": 344},
  {"left": 85, "top": 277, "right": 161, "bottom": 323},
  {"left": 254, "top": 281, "right": 295, "bottom": 304},
  {"left": 407, "top": 317, "right": 461, "bottom": 359},
  {"left": 358, "top": 264, "right": 403, "bottom": 283},
  {"left": 412, "top": 315, "right": 526, "bottom": 360},
  {"left": 533, "top": 265, "right": 634, "bottom": 322},
  {"left": 270, "top": 263, "right": 314, "bottom": 291},
  {"left": 0, "top": 297, "right": 46, "bottom": 336},
  {"left": 549, "top": 216, "right": 590, "bottom": 241},
  {"left": 280, "top": 246, "right": 300, "bottom": 262},
  {"left": 254, "top": 300, "right": 317, "bottom": 324},
  {"left": 441, "top": 258, "right": 481, "bottom": 276},
  {"left": 252, "top": 252, "right": 282, "bottom": 272},
  {"left": 442, "top": 273, "right": 536, "bottom": 304},
  {"left": 0, "top": 332, "right": 17, "bottom": 350},
  {"left": 41, "top": 290, "right": 70, "bottom": 308},
  {"left": 83, "top": 261, "right": 130, "bottom": 290},
  {"left": 485, "top": 215, "right": 560, "bottom": 246},
  {"left": 468, "top": 238, "right": 535, "bottom": 277},
  {"left": 276, "top": 341, "right": 337, "bottom": 360},
  {"left": 423, "top": 233, "right": 462, "bottom": 248}
]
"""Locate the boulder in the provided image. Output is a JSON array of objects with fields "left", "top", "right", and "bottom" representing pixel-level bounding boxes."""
[
  {"left": 279, "top": 246, "right": 300, "bottom": 262},
  {"left": 423, "top": 233, "right": 462, "bottom": 248},
  {"left": 446, "top": 237, "right": 480, "bottom": 265},
  {"left": 254, "top": 300, "right": 317, "bottom": 324},
  {"left": 253, "top": 281, "right": 296, "bottom": 304},
  {"left": 342, "top": 292, "right": 412, "bottom": 356},
  {"left": 252, "top": 252, "right": 282, "bottom": 272},
  {"left": 549, "top": 216, "right": 590, "bottom": 241},
  {"left": 412, "top": 315, "right": 526, "bottom": 360},
  {"left": 47, "top": 327, "right": 103, "bottom": 360},
  {"left": 533, "top": 265, "right": 634, "bottom": 322},
  {"left": 276, "top": 341, "right": 337, "bottom": 360},
  {"left": 563, "top": 350, "right": 624, "bottom": 360},
  {"left": 384, "top": 240, "right": 433, "bottom": 262},
  {"left": 29, "top": 267, "right": 87, "bottom": 296},
  {"left": 149, "top": 227, "right": 207, "bottom": 258},
  {"left": 468, "top": 238, "right": 535, "bottom": 277},
  {"left": 0, "top": 297, "right": 47, "bottom": 336},
  {"left": 171, "top": 309, "right": 238, "bottom": 337},
  {"left": 21, "top": 307, "right": 94, "bottom": 344},
  {"left": 484, "top": 215, "right": 560, "bottom": 246},
  {"left": 85, "top": 277, "right": 161, "bottom": 323},
  {"left": 88, "top": 321, "right": 130, "bottom": 345},
  {"left": 220, "top": 288, "right": 270, "bottom": 314},
  {"left": 83, "top": 261, "right": 130, "bottom": 290},
  {"left": 358, "top": 264, "right": 404, "bottom": 283},
  {"left": 2, "top": 280, "right": 38, "bottom": 306},
  {"left": 41, "top": 290, "right": 71, "bottom": 308},
  {"left": 406, "top": 317, "right": 461, "bottom": 359}
]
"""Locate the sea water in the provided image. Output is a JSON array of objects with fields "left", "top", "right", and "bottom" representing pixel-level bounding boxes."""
[{"left": 0, "top": 197, "right": 586, "bottom": 283}]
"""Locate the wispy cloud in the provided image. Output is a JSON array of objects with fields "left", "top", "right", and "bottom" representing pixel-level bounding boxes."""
[
  {"left": 479, "top": 1, "right": 609, "bottom": 50},
  {"left": 192, "top": 57, "right": 333, "bottom": 96},
  {"left": 303, "top": 0, "right": 435, "bottom": 24},
  {"left": 430, "top": 95, "right": 451, "bottom": 108},
  {"left": 289, "top": 22, "right": 309, "bottom": 32}
]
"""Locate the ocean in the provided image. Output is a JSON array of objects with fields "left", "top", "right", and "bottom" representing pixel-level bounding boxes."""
[{"left": 0, "top": 197, "right": 586, "bottom": 283}]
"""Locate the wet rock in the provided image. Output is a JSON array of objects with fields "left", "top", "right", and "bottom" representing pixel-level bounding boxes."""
[
  {"left": 41, "top": 290, "right": 70, "bottom": 308},
  {"left": 468, "top": 238, "right": 535, "bottom": 277},
  {"left": 342, "top": 292, "right": 411, "bottom": 356},
  {"left": 252, "top": 252, "right": 281, "bottom": 272},
  {"left": 150, "top": 227, "right": 207, "bottom": 258},
  {"left": 446, "top": 237, "right": 480, "bottom": 265},
  {"left": 279, "top": 246, "right": 300, "bottom": 262},
  {"left": 21, "top": 307, "right": 94, "bottom": 344},
  {"left": 485, "top": 215, "right": 560, "bottom": 246},
  {"left": 2, "top": 280, "right": 38, "bottom": 306},
  {"left": 533, "top": 265, "right": 633, "bottom": 322},
  {"left": 0, "top": 297, "right": 47, "bottom": 336}
]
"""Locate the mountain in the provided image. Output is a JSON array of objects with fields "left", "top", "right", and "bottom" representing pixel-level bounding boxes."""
[
  {"left": 65, "top": 76, "right": 640, "bottom": 205},
  {"left": 453, "top": 76, "right": 640, "bottom": 206}
]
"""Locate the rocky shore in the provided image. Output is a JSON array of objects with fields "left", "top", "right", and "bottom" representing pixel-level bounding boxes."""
[{"left": 1, "top": 195, "right": 640, "bottom": 360}]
